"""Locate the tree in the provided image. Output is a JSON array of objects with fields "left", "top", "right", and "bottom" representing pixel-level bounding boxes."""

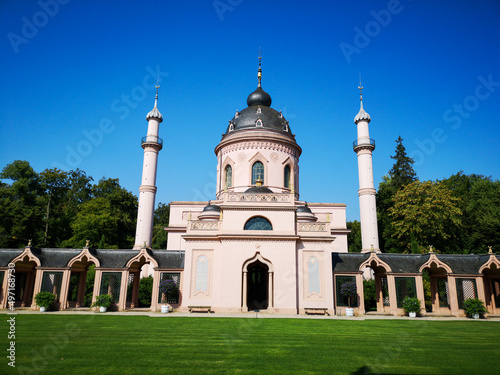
[
  {"left": 346, "top": 220, "right": 362, "bottom": 252},
  {"left": 92, "top": 178, "right": 138, "bottom": 248},
  {"left": 442, "top": 172, "right": 500, "bottom": 253},
  {"left": 39, "top": 168, "right": 70, "bottom": 246},
  {"left": 377, "top": 137, "right": 418, "bottom": 253},
  {"left": 64, "top": 197, "right": 120, "bottom": 248},
  {"left": 389, "top": 180, "right": 462, "bottom": 253},
  {"left": 388, "top": 136, "right": 417, "bottom": 189},
  {"left": 0, "top": 161, "right": 44, "bottom": 247},
  {"left": 152, "top": 202, "right": 170, "bottom": 249}
]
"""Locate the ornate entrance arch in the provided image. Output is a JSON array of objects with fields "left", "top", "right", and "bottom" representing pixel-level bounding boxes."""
[{"left": 242, "top": 252, "right": 273, "bottom": 312}]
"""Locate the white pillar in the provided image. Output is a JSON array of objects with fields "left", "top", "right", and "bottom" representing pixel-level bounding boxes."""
[
  {"left": 353, "top": 88, "right": 379, "bottom": 252},
  {"left": 134, "top": 89, "right": 163, "bottom": 249}
]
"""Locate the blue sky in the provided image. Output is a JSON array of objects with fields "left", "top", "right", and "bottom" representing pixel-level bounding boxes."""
[{"left": 1, "top": 0, "right": 499, "bottom": 221}]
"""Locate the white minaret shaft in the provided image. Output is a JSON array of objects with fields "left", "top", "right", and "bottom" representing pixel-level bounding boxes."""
[
  {"left": 353, "top": 85, "right": 379, "bottom": 252},
  {"left": 134, "top": 87, "right": 163, "bottom": 249}
]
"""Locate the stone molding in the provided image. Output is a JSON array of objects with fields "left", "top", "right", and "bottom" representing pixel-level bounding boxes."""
[{"left": 139, "top": 185, "right": 157, "bottom": 193}]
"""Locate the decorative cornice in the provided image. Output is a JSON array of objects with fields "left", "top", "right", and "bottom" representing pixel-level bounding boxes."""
[
  {"left": 479, "top": 254, "right": 500, "bottom": 273},
  {"left": 418, "top": 253, "right": 453, "bottom": 274},
  {"left": 126, "top": 248, "right": 158, "bottom": 268},
  {"left": 359, "top": 252, "right": 392, "bottom": 273},
  {"left": 10, "top": 247, "right": 41, "bottom": 267},
  {"left": 68, "top": 248, "right": 101, "bottom": 268}
]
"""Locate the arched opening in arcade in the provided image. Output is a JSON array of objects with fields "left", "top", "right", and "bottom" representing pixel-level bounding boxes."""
[
  {"left": 420, "top": 261, "right": 451, "bottom": 314},
  {"left": 481, "top": 262, "right": 500, "bottom": 315},
  {"left": 362, "top": 259, "right": 391, "bottom": 313},
  {"left": 126, "top": 253, "right": 158, "bottom": 310},
  {"left": 67, "top": 254, "right": 99, "bottom": 309},
  {"left": 11, "top": 255, "right": 38, "bottom": 308}
]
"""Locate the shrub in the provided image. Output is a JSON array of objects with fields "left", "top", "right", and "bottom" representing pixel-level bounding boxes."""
[
  {"left": 402, "top": 296, "right": 422, "bottom": 315},
  {"left": 363, "top": 279, "right": 377, "bottom": 311},
  {"left": 340, "top": 281, "right": 357, "bottom": 308},
  {"left": 34, "top": 291, "right": 56, "bottom": 309},
  {"left": 463, "top": 298, "right": 487, "bottom": 318},
  {"left": 159, "top": 278, "right": 179, "bottom": 304},
  {"left": 91, "top": 294, "right": 114, "bottom": 308},
  {"left": 138, "top": 276, "right": 153, "bottom": 307}
]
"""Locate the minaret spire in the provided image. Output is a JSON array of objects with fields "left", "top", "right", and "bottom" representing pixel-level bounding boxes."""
[
  {"left": 154, "top": 84, "right": 159, "bottom": 108},
  {"left": 134, "top": 89, "right": 164, "bottom": 249},
  {"left": 353, "top": 83, "right": 379, "bottom": 253},
  {"left": 358, "top": 75, "right": 364, "bottom": 106},
  {"left": 257, "top": 48, "right": 262, "bottom": 88}
]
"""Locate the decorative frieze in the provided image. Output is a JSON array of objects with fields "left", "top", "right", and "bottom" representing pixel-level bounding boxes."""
[
  {"left": 225, "top": 192, "right": 293, "bottom": 203},
  {"left": 298, "top": 223, "right": 328, "bottom": 232},
  {"left": 189, "top": 221, "right": 220, "bottom": 231},
  {"left": 221, "top": 141, "right": 298, "bottom": 157}
]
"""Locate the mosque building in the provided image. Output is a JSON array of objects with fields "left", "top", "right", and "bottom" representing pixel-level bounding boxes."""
[{"left": 1, "top": 60, "right": 499, "bottom": 317}]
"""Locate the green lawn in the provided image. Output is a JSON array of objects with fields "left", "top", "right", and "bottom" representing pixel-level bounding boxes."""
[{"left": 2, "top": 315, "right": 499, "bottom": 374}]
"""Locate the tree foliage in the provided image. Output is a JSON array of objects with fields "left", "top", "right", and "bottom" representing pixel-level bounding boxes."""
[
  {"left": 346, "top": 220, "right": 362, "bottom": 253},
  {"left": 0, "top": 160, "right": 137, "bottom": 249},
  {"left": 377, "top": 137, "right": 418, "bottom": 252},
  {"left": 152, "top": 202, "right": 170, "bottom": 249},
  {"left": 388, "top": 180, "right": 462, "bottom": 253}
]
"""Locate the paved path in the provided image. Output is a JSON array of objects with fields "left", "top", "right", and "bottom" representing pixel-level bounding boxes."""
[{"left": 2, "top": 309, "right": 499, "bottom": 321}]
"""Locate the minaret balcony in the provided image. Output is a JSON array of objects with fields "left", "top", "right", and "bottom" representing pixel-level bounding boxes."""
[
  {"left": 141, "top": 135, "right": 163, "bottom": 149},
  {"left": 353, "top": 138, "right": 375, "bottom": 152}
]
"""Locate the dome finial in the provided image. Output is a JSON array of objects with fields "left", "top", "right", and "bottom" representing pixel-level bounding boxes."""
[
  {"left": 257, "top": 47, "right": 262, "bottom": 88},
  {"left": 154, "top": 83, "right": 159, "bottom": 108},
  {"left": 354, "top": 76, "right": 371, "bottom": 124},
  {"left": 146, "top": 82, "right": 163, "bottom": 122},
  {"left": 358, "top": 73, "right": 363, "bottom": 107}
]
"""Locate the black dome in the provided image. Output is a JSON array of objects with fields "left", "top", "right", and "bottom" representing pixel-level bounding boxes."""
[
  {"left": 202, "top": 204, "right": 221, "bottom": 212},
  {"left": 245, "top": 186, "right": 274, "bottom": 193},
  {"left": 297, "top": 205, "right": 312, "bottom": 214},
  {"left": 247, "top": 87, "right": 272, "bottom": 107},
  {"left": 225, "top": 105, "right": 292, "bottom": 135}
]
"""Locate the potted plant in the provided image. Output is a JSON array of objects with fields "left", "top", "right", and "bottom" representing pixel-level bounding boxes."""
[
  {"left": 340, "top": 281, "right": 357, "bottom": 317},
  {"left": 402, "top": 296, "right": 422, "bottom": 317},
  {"left": 91, "top": 294, "right": 114, "bottom": 312},
  {"left": 34, "top": 291, "right": 56, "bottom": 312},
  {"left": 159, "top": 279, "right": 179, "bottom": 313},
  {"left": 463, "top": 298, "right": 487, "bottom": 319}
]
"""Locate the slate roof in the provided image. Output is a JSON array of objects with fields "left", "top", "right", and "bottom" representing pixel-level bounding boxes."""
[
  {"left": 332, "top": 253, "right": 500, "bottom": 275},
  {"left": 151, "top": 250, "right": 185, "bottom": 269},
  {"left": 331, "top": 253, "right": 369, "bottom": 272},
  {"left": 0, "top": 248, "right": 185, "bottom": 270},
  {"left": 0, "top": 249, "right": 24, "bottom": 266},
  {"left": 36, "top": 248, "right": 82, "bottom": 267}
]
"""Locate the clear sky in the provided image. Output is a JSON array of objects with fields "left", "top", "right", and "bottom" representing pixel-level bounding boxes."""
[{"left": 1, "top": 0, "right": 499, "bottom": 221}]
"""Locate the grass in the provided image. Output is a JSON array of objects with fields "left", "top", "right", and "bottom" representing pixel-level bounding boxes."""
[{"left": 2, "top": 315, "right": 499, "bottom": 374}]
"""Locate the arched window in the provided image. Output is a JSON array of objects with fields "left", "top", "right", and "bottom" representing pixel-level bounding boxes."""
[
  {"left": 252, "top": 161, "right": 264, "bottom": 185},
  {"left": 244, "top": 216, "right": 272, "bottom": 230},
  {"left": 284, "top": 165, "right": 291, "bottom": 188},
  {"left": 225, "top": 165, "right": 232, "bottom": 188}
]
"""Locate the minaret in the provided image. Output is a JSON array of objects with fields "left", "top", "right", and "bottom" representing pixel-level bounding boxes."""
[
  {"left": 134, "top": 86, "right": 163, "bottom": 249},
  {"left": 353, "top": 84, "right": 379, "bottom": 252}
]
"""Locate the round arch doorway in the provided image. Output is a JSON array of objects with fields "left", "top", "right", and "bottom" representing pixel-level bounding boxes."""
[{"left": 247, "top": 261, "right": 269, "bottom": 310}]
